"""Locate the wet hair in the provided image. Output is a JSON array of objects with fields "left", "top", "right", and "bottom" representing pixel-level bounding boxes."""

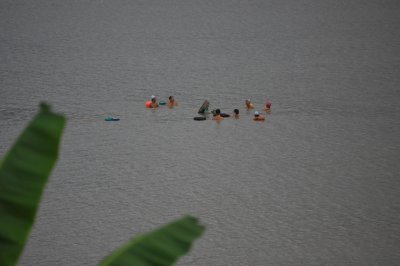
[
  {"left": 215, "top": 109, "right": 221, "bottom": 115},
  {"left": 234, "top": 109, "right": 239, "bottom": 114},
  {"left": 151, "top": 98, "right": 156, "bottom": 102},
  {"left": 169, "top": 96, "right": 173, "bottom": 100}
]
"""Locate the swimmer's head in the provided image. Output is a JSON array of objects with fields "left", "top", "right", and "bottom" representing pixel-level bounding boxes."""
[
  {"left": 169, "top": 96, "right": 174, "bottom": 101},
  {"left": 245, "top": 99, "right": 251, "bottom": 103},
  {"left": 215, "top": 109, "right": 221, "bottom": 115},
  {"left": 234, "top": 109, "right": 239, "bottom": 114},
  {"left": 254, "top": 111, "right": 260, "bottom": 117},
  {"left": 266, "top": 101, "right": 272, "bottom": 108}
]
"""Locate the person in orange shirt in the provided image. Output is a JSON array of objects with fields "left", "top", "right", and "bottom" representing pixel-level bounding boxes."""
[
  {"left": 167, "top": 96, "right": 178, "bottom": 107},
  {"left": 212, "top": 109, "right": 224, "bottom": 121},
  {"left": 245, "top": 99, "right": 254, "bottom": 109},
  {"left": 253, "top": 111, "right": 265, "bottom": 121}
]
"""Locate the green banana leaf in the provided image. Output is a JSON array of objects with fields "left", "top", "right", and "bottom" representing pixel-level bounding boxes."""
[
  {"left": 0, "top": 103, "right": 65, "bottom": 266},
  {"left": 101, "top": 216, "right": 205, "bottom": 266}
]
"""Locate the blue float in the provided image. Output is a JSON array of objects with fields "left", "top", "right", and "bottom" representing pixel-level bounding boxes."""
[{"left": 105, "top": 118, "right": 120, "bottom": 121}]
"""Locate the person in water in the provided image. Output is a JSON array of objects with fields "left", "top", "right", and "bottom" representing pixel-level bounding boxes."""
[
  {"left": 233, "top": 109, "right": 240, "bottom": 119},
  {"left": 167, "top": 96, "right": 178, "bottom": 107},
  {"left": 212, "top": 109, "right": 224, "bottom": 121},
  {"left": 263, "top": 100, "right": 272, "bottom": 113},
  {"left": 253, "top": 111, "right": 265, "bottom": 121},
  {"left": 245, "top": 99, "right": 254, "bottom": 109},
  {"left": 150, "top": 95, "right": 159, "bottom": 108}
]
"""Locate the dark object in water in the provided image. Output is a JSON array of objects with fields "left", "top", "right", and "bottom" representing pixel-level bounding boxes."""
[
  {"left": 193, "top": 116, "right": 206, "bottom": 121},
  {"left": 211, "top": 109, "right": 229, "bottom": 117},
  {"left": 198, "top": 100, "right": 209, "bottom": 114}
]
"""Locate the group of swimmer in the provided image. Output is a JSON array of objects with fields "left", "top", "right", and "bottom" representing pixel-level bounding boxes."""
[
  {"left": 146, "top": 95, "right": 272, "bottom": 122},
  {"left": 209, "top": 99, "right": 271, "bottom": 121},
  {"left": 145, "top": 95, "right": 178, "bottom": 108}
]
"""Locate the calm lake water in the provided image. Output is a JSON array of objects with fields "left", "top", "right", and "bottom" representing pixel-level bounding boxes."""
[{"left": 1, "top": 1, "right": 399, "bottom": 265}]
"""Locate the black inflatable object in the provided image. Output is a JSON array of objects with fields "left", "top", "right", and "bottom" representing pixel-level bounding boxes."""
[
  {"left": 211, "top": 110, "right": 230, "bottom": 118},
  {"left": 193, "top": 116, "right": 206, "bottom": 121}
]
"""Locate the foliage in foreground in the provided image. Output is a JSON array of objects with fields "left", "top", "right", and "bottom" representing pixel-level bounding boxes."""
[
  {"left": 0, "top": 104, "right": 204, "bottom": 266},
  {"left": 101, "top": 216, "right": 204, "bottom": 266},
  {"left": 0, "top": 103, "right": 65, "bottom": 266}
]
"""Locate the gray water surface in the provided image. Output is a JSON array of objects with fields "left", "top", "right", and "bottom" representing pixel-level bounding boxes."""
[{"left": 1, "top": 1, "right": 400, "bottom": 265}]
